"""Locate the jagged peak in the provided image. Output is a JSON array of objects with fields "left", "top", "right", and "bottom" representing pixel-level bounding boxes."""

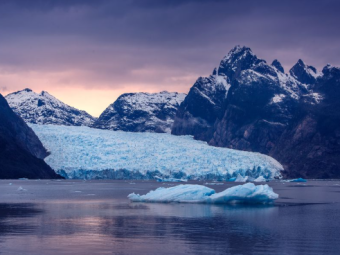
[
  {"left": 272, "top": 59, "right": 284, "bottom": 73},
  {"left": 297, "top": 59, "right": 306, "bottom": 66},
  {"left": 289, "top": 59, "right": 319, "bottom": 84},
  {"left": 229, "top": 45, "right": 253, "bottom": 54},
  {"left": 291, "top": 59, "right": 317, "bottom": 73},
  {"left": 218, "top": 45, "right": 266, "bottom": 79},
  {"left": 223, "top": 45, "right": 255, "bottom": 62}
]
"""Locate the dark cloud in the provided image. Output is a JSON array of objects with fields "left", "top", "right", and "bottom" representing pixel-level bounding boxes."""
[{"left": 0, "top": 0, "right": 339, "bottom": 93}]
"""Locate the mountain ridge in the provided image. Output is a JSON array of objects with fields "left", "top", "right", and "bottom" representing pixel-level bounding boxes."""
[{"left": 172, "top": 45, "right": 340, "bottom": 178}]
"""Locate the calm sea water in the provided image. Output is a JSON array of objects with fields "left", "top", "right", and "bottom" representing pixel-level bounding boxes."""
[{"left": 0, "top": 180, "right": 340, "bottom": 255}]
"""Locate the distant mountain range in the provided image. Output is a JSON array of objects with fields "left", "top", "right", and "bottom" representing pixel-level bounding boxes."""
[
  {"left": 4, "top": 45, "right": 340, "bottom": 179},
  {"left": 6, "top": 89, "right": 185, "bottom": 133}
]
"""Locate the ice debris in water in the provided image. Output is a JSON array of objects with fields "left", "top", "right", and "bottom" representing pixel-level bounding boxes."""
[
  {"left": 289, "top": 178, "right": 307, "bottom": 182},
  {"left": 17, "top": 186, "right": 27, "bottom": 192},
  {"left": 128, "top": 183, "right": 278, "bottom": 204},
  {"left": 156, "top": 176, "right": 188, "bottom": 182},
  {"left": 205, "top": 182, "right": 224, "bottom": 185}
]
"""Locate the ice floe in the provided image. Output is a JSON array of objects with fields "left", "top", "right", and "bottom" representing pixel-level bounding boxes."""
[{"left": 128, "top": 183, "right": 278, "bottom": 204}]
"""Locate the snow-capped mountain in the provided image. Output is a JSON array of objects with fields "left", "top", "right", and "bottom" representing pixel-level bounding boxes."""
[
  {"left": 172, "top": 45, "right": 340, "bottom": 179},
  {"left": 30, "top": 124, "right": 283, "bottom": 180},
  {"left": 93, "top": 91, "right": 186, "bottom": 133},
  {"left": 0, "top": 93, "right": 59, "bottom": 179},
  {"left": 5, "top": 88, "right": 95, "bottom": 126}
]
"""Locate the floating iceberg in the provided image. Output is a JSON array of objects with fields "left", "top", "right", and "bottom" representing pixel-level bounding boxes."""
[
  {"left": 30, "top": 124, "right": 283, "bottom": 180},
  {"left": 128, "top": 183, "right": 279, "bottom": 204}
]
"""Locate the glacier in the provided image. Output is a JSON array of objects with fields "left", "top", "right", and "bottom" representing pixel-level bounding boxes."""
[
  {"left": 128, "top": 183, "right": 279, "bottom": 204},
  {"left": 30, "top": 124, "right": 283, "bottom": 180}
]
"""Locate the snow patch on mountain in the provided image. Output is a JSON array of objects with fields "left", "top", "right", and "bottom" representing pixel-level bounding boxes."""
[
  {"left": 93, "top": 91, "right": 186, "bottom": 133},
  {"left": 271, "top": 94, "right": 286, "bottom": 104},
  {"left": 30, "top": 124, "right": 283, "bottom": 180},
  {"left": 5, "top": 89, "right": 95, "bottom": 126}
]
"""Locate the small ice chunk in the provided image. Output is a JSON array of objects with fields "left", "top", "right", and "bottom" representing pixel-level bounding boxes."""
[
  {"left": 155, "top": 177, "right": 188, "bottom": 182},
  {"left": 228, "top": 177, "right": 236, "bottom": 182},
  {"left": 17, "top": 186, "right": 27, "bottom": 192},
  {"left": 205, "top": 182, "right": 224, "bottom": 185},
  {"left": 289, "top": 178, "right": 307, "bottom": 182},
  {"left": 128, "top": 183, "right": 278, "bottom": 204},
  {"left": 235, "top": 174, "right": 248, "bottom": 182},
  {"left": 253, "top": 176, "right": 267, "bottom": 182},
  {"left": 9, "top": 183, "right": 12, "bottom": 185}
]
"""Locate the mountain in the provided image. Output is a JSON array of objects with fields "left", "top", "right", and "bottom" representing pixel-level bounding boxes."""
[
  {"left": 93, "top": 91, "right": 186, "bottom": 133},
  {"left": 30, "top": 124, "right": 283, "bottom": 180},
  {"left": 0, "top": 93, "right": 60, "bottom": 179},
  {"left": 5, "top": 88, "right": 95, "bottom": 126},
  {"left": 172, "top": 45, "right": 340, "bottom": 178}
]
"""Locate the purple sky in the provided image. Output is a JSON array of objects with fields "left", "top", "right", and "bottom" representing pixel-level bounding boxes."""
[{"left": 0, "top": 0, "right": 339, "bottom": 116}]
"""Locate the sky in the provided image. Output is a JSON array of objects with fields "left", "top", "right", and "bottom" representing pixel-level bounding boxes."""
[{"left": 0, "top": 0, "right": 340, "bottom": 117}]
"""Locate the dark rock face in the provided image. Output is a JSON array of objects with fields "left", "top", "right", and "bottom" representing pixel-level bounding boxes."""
[
  {"left": 289, "top": 59, "right": 319, "bottom": 85},
  {"left": 172, "top": 45, "right": 340, "bottom": 178},
  {"left": 5, "top": 89, "right": 95, "bottom": 126},
  {"left": 171, "top": 74, "right": 230, "bottom": 140},
  {"left": 272, "top": 59, "right": 284, "bottom": 73},
  {"left": 93, "top": 91, "right": 186, "bottom": 133},
  {"left": 0, "top": 93, "right": 60, "bottom": 179}
]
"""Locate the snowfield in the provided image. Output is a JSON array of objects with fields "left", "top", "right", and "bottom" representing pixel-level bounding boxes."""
[
  {"left": 30, "top": 124, "right": 283, "bottom": 180},
  {"left": 128, "top": 183, "right": 279, "bottom": 204}
]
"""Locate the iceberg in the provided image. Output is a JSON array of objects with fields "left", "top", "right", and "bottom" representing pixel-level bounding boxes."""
[
  {"left": 30, "top": 124, "right": 283, "bottom": 180},
  {"left": 128, "top": 183, "right": 279, "bottom": 204}
]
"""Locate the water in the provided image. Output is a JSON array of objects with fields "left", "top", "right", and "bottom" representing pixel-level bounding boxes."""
[{"left": 0, "top": 180, "right": 340, "bottom": 255}]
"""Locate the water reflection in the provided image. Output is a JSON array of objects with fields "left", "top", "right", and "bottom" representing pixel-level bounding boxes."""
[
  {"left": 0, "top": 203, "right": 42, "bottom": 236},
  {"left": 0, "top": 180, "right": 340, "bottom": 255}
]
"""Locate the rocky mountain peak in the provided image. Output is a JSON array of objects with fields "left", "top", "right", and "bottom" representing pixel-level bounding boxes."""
[
  {"left": 272, "top": 59, "right": 284, "bottom": 73},
  {"left": 217, "top": 45, "right": 266, "bottom": 80},
  {"left": 289, "top": 59, "right": 319, "bottom": 84},
  {"left": 93, "top": 91, "right": 186, "bottom": 133}
]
